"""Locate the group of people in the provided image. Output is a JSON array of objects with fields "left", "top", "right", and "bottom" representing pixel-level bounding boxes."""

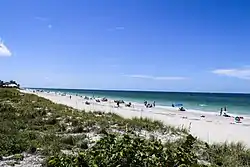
[
  {"left": 171, "top": 103, "right": 186, "bottom": 111},
  {"left": 144, "top": 101, "right": 155, "bottom": 108}
]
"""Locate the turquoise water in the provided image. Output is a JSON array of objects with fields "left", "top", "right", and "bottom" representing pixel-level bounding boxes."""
[{"left": 35, "top": 88, "right": 250, "bottom": 115}]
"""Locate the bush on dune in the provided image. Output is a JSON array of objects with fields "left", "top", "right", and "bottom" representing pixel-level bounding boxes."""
[{"left": 47, "top": 133, "right": 199, "bottom": 167}]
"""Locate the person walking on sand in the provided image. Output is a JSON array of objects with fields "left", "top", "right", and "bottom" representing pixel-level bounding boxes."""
[
  {"left": 153, "top": 101, "right": 155, "bottom": 107},
  {"left": 220, "top": 108, "right": 223, "bottom": 116},
  {"left": 69, "top": 95, "right": 71, "bottom": 99}
]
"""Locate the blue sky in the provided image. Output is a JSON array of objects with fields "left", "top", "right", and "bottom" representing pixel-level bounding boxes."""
[{"left": 1, "top": 0, "right": 250, "bottom": 92}]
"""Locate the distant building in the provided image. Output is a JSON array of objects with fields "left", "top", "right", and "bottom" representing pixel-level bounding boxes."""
[{"left": 2, "top": 83, "right": 19, "bottom": 88}]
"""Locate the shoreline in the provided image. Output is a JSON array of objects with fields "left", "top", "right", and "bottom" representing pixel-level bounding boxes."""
[
  {"left": 23, "top": 89, "right": 250, "bottom": 147},
  {"left": 30, "top": 88, "right": 249, "bottom": 118},
  {"left": 31, "top": 88, "right": 250, "bottom": 116}
]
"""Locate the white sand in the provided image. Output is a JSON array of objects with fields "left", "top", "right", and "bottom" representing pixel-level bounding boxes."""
[{"left": 22, "top": 89, "right": 250, "bottom": 147}]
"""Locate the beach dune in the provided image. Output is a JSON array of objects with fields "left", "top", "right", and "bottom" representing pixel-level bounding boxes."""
[{"left": 22, "top": 89, "right": 250, "bottom": 147}]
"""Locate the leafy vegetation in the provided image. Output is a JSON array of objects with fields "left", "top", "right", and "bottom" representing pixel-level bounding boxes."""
[
  {"left": 0, "top": 88, "right": 185, "bottom": 156},
  {"left": 0, "top": 80, "right": 20, "bottom": 88},
  {"left": 1, "top": 88, "right": 250, "bottom": 166},
  {"left": 47, "top": 133, "right": 199, "bottom": 167}
]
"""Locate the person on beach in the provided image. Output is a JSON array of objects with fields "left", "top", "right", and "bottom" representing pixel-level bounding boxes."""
[
  {"left": 153, "top": 101, "right": 155, "bottom": 107},
  {"left": 220, "top": 108, "right": 223, "bottom": 116},
  {"left": 125, "top": 102, "right": 132, "bottom": 107},
  {"left": 116, "top": 101, "right": 120, "bottom": 107},
  {"left": 179, "top": 106, "right": 185, "bottom": 111},
  {"left": 144, "top": 101, "right": 147, "bottom": 107},
  {"left": 224, "top": 106, "right": 227, "bottom": 112},
  {"left": 69, "top": 95, "right": 71, "bottom": 99}
]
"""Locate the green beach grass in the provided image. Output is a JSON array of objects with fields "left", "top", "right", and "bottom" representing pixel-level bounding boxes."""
[{"left": 1, "top": 88, "right": 250, "bottom": 166}]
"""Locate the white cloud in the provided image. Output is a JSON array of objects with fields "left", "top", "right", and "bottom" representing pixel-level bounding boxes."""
[
  {"left": 35, "top": 16, "right": 52, "bottom": 29},
  {"left": 110, "top": 64, "right": 119, "bottom": 67},
  {"left": 115, "top": 26, "right": 125, "bottom": 30},
  {"left": 125, "top": 74, "right": 186, "bottom": 80},
  {"left": 35, "top": 16, "right": 48, "bottom": 21},
  {"left": 212, "top": 68, "right": 250, "bottom": 80},
  {"left": 0, "top": 42, "right": 12, "bottom": 57},
  {"left": 48, "top": 24, "right": 52, "bottom": 29},
  {"left": 107, "top": 26, "right": 125, "bottom": 31},
  {"left": 44, "top": 77, "right": 50, "bottom": 80}
]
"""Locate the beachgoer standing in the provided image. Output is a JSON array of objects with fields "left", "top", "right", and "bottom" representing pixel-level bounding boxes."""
[
  {"left": 70, "top": 95, "right": 71, "bottom": 99},
  {"left": 220, "top": 108, "right": 223, "bottom": 116},
  {"left": 224, "top": 106, "right": 227, "bottom": 112},
  {"left": 153, "top": 101, "right": 155, "bottom": 107}
]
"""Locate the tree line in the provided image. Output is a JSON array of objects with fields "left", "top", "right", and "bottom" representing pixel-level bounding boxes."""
[{"left": 0, "top": 80, "right": 20, "bottom": 88}]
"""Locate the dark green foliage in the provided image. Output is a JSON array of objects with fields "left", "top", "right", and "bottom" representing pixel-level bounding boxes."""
[
  {"left": 166, "top": 134, "right": 198, "bottom": 166},
  {"left": 0, "top": 89, "right": 65, "bottom": 156},
  {"left": 127, "top": 117, "right": 165, "bottom": 131},
  {"left": 71, "top": 126, "right": 84, "bottom": 133},
  {"left": 204, "top": 142, "right": 250, "bottom": 166},
  {"left": 61, "top": 136, "right": 74, "bottom": 145},
  {"left": 46, "top": 117, "right": 57, "bottom": 125},
  {"left": 0, "top": 80, "right": 20, "bottom": 88},
  {"left": 77, "top": 140, "right": 88, "bottom": 150},
  {"left": 47, "top": 133, "right": 203, "bottom": 167},
  {"left": 47, "top": 153, "right": 88, "bottom": 167},
  {"left": 0, "top": 134, "right": 29, "bottom": 155},
  {"left": 13, "top": 154, "right": 24, "bottom": 161}
]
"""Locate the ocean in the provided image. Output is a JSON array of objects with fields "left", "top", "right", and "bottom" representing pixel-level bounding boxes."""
[{"left": 35, "top": 88, "right": 250, "bottom": 116}]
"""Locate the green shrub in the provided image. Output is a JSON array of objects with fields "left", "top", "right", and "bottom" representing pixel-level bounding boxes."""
[
  {"left": 0, "top": 134, "right": 29, "bottom": 155},
  {"left": 13, "top": 154, "right": 24, "bottom": 161},
  {"left": 46, "top": 117, "right": 57, "bottom": 125},
  {"left": 61, "top": 136, "right": 74, "bottom": 145},
  {"left": 71, "top": 126, "right": 84, "bottom": 133},
  {"left": 47, "top": 133, "right": 202, "bottom": 167}
]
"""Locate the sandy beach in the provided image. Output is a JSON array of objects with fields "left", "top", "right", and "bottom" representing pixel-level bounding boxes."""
[{"left": 22, "top": 89, "right": 250, "bottom": 147}]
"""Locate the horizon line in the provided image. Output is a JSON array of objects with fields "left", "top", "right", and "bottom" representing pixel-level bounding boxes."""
[{"left": 24, "top": 86, "right": 250, "bottom": 95}]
